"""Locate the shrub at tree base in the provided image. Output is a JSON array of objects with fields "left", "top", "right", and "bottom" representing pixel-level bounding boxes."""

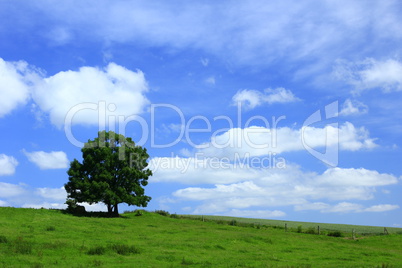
[{"left": 65, "top": 199, "right": 86, "bottom": 215}]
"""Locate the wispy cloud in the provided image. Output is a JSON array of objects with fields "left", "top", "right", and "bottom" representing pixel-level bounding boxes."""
[
  {"left": 339, "top": 99, "right": 368, "bottom": 116},
  {"left": 334, "top": 58, "right": 402, "bottom": 93},
  {"left": 296, "top": 202, "right": 399, "bottom": 213},
  {"left": 205, "top": 76, "right": 215, "bottom": 85},
  {"left": 8, "top": 1, "right": 402, "bottom": 71},
  {"left": 364, "top": 204, "right": 399, "bottom": 212},
  {"left": 200, "top": 58, "right": 209, "bottom": 67},
  {"left": 232, "top": 88, "right": 299, "bottom": 110}
]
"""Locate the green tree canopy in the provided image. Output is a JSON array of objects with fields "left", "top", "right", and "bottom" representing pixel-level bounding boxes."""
[{"left": 65, "top": 131, "right": 152, "bottom": 216}]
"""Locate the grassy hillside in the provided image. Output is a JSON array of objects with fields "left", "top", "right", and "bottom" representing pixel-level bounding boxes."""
[
  {"left": 181, "top": 215, "right": 402, "bottom": 236},
  {"left": 0, "top": 207, "right": 401, "bottom": 267}
]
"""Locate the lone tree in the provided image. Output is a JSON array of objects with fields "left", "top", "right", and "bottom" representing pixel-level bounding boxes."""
[{"left": 65, "top": 131, "right": 152, "bottom": 216}]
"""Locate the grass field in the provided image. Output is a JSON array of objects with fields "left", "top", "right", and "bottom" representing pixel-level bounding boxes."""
[
  {"left": 0, "top": 207, "right": 401, "bottom": 267},
  {"left": 180, "top": 215, "right": 402, "bottom": 236}
]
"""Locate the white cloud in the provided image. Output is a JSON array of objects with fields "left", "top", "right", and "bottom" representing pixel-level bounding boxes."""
[
  {"left": 205, "top": 76, "right": 215, "bottom": 85},
  {"left": 196, "top": 122, "right": 376, "bottom": 159},
  {"left": 232, "top": 90, "right": 261, "bottom": 110},
  {"left": 296, "top": 202, "right": 399, "bottom": 213},
  {"left": 334, "top": 58, "right": 402, "bottom": 93},
  {"left": 200, "top": 58, "right": 209, "bottom": 67},
  {"left": 318, "top": 167, "right": 397, "bottom": 187},
  {"left": 364, "top": 204, "right": 399, "bottom": 212},
  {"left": 22, "top": 201, "right": 107, "bottom": 212},
  {"left": 0, "top": 58, "right": 40, "bottom": 117},
  {"left": 15, "top": 1, "right": 402, "bottom": 72},
  {"left": 22, "top": 202, "right": 66, "bottom": 210},
  {"left": 339, "top": 99, "right": 368, "bottom": 116},
  {"left": 0, "top": 183, "right": 108, "bottom": 212},
  {"left": 80, "top": 202, "right": 108, "bottom": 212},
  {"left": 232, "top": 88, "right": 299, "bottom": 110},
  {"left": 0, "top": 182, "right": 26, "bottom": 198},
  {"left": 32, "top": 62, "right": 149, "bottom": 128},
  {"left": 324, "top": 202, "right": 363, "bottom": 213},
  {"left": 22, "top": 201, "right": 108, "bottom": 212},
  {"left": 149, "top": 156, "right": 270, "bottom": 184},
  {"left": 36, "top": 187, "right": 67, "bottom": 201},
  {"left": 160, "top": 123, "right": 184, "bottom": 134},
  {"left": 165, "top": 164, "right": 399, "bottom": 215},
  {"left": 23, "top": 150, "right": 69, "bottom": 170},
  {"left": 294, "top": 202, "right": 330, "bottom": 211},
  {"left": 45, "top": 27, "right": 73, "bottom": 46},
  {"left": 0, "top": 154, "right": 18, "bottom": 176},
  {"left": 0, "top": 59, "right": 150, "bottom": 128},
  {"left": 221, "top": 209, "right": 286, "bottom": 218}
]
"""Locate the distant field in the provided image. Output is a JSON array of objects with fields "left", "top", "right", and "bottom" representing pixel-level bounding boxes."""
[
  {"left": 181, "top": 215, "right": 402, "bottom": 236},
  {"left": 0, "top": 207, "right": 402, "bottom": 267}
]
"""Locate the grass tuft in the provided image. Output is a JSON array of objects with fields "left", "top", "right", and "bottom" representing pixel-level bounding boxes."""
[
  {"left": 305, "top": 227, "right": 316, "bottom": 234},
  {"left": 327, "top": 231, "right": 343, "bottom": 237},
  {"left": 156, "top": 255, "right": 176, "bottom": 262},
  {"left": 45, "top": 226, "right": 56, "bottom": 231},
  {"left": 170, "top": 213, "right": 179, "bottom": 219},
  {"left": 297, "top": 225, "right": 303, "bottom": 233},
  {"left": 30, "top": 263, "right": 44, "bottom": 268},
  {"left": 87, "top": 246, "right": 106, "bottom": 255},
  {"left": 155, "top": 210, "right": 170, "bottom": 217},
  {"left": 92, "top": 260, "right": 103, "bottom": 267},
  {"left": 0, "top": 235, "right": 8, "bottom": 243},
  {"left": 214, "top": 244, "right": 226, "bottom": 250},
  {"left": 181, "top": 257, "right": 196, "bottom": 265},
  {"left": 134, "top": 210, "right": 143, "bottom": 216},
  {"left": 13, "top": 237, "right": 33, "bottom": 254}
]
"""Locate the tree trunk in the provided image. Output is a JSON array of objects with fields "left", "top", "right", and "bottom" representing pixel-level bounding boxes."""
[
  {"left": 107, "top": 203, "right": 113, "bottom": 215},
  {"left": 113, "top": 204, "right": 119, "bottom": 216}
]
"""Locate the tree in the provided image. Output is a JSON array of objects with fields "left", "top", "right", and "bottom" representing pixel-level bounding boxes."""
[{"left": 65, "top": 131, "right": 152, "bottom": 216}]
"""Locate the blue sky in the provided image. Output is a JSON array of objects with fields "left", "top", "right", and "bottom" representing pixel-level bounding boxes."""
[{"left": 0, "top": 1, "right": 401, "bottom": 227}]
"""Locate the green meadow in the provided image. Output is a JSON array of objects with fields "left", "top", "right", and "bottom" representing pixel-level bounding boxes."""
[
  {"left": 0, "top": 207, "right": 401, "bottom": 267},
  {"left": 182, "top": 215, "right": 402, "bottom": 236}
]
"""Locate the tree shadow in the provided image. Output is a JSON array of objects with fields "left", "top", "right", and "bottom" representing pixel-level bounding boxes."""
[{"left": 62, "top": 209, "right": 128, "bottom": 218}]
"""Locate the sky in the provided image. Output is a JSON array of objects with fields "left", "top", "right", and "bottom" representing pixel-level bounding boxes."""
[{"left": 0, "top": 0, "right": 401, "bottom": 227}]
